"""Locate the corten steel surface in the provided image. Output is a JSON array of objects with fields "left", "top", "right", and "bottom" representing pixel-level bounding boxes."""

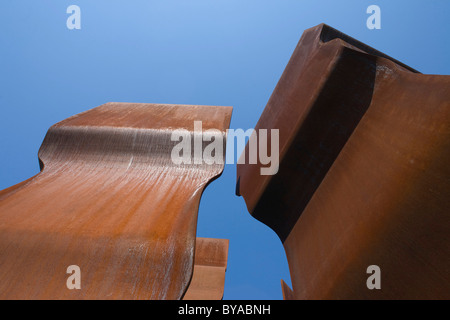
[
  {"left": 183, "top": 237, "right": 229, "bottom": 300},
  {"left": 236, "top": 24, "right": 450, "bottom": 299},
  {"left": 0, "top": 102, "right": 232, "bottom": 300}
]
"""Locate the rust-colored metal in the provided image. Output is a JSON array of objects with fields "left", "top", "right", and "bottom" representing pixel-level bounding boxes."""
[
  {"left": 237, "top": 24, "right": 450, "bottom": 299},
  {"left": 0, "top": 102, "right": 232, "bottom": 299},
  {"left": 183, "top": 237, "right": 229, "bottom": 300}
]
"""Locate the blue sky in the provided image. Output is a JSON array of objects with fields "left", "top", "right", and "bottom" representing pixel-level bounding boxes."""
[{"left": 1, "top": 1, "right": 449, "bottom": 299}]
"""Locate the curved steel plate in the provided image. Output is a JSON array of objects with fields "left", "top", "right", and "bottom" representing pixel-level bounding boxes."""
[{"left": 0, "top": 102, "right": 232, "bottom": 300}]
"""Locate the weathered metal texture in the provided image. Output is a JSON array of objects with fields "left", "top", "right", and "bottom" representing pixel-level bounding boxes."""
[
  {"left": 0, "top": 102, "right": 232, "bottom": 300},
  {"left": 183, "top": 237, "right": 229, "bottom": 300},
  {"left": 237, "top": 24, "right": 450, "bottom": 299}
]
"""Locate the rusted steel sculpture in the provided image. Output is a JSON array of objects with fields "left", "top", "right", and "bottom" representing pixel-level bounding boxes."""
[
  {"left": 0, "top": 102, "right": 232, "bottom": 299},
  {"left": 236, "top": 24, "right": 450, "bottom": 299},
  {"left": 183, "top": 237, "right": 229, "bottom": 300}
]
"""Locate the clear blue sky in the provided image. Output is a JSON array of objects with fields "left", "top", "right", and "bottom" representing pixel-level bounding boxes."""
[{"left": 1, "top": 1, "right": 449, "bottom": 299}]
